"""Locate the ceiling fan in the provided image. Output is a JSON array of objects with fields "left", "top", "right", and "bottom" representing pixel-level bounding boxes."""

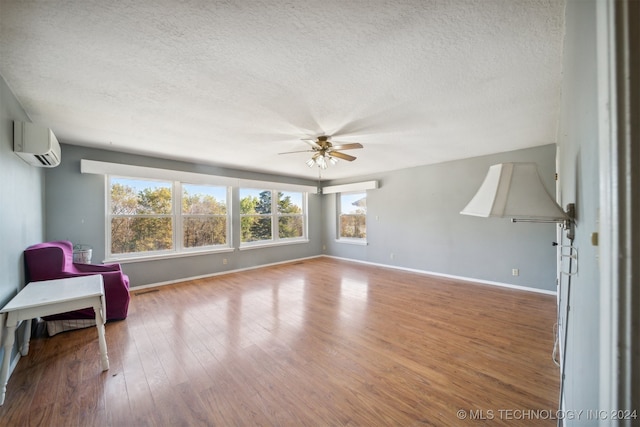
[{"left": 279, "top": 135, "right": 363, "bottom": 170}]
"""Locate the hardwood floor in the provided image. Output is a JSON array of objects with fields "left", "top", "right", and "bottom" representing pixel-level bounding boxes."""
[{"left": 0, "top": 257, "right": 559, "bottom": 426}]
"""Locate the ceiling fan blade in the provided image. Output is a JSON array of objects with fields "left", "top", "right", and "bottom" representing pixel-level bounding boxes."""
[
  {"left": 278, "top": 150, "right": 314, "bottom": 155},
  {"left": 329, "top": 151, "right": 357, "bottom": 161},
  {"left": 301, "top": 138, "right": 322, "bottom": 149},
  {"left": 330, "top": 142, "right": 363, "bottom": 150}
]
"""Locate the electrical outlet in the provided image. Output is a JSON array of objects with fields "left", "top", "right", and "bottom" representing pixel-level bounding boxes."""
[
  {"left": 512, "top": 268, "right": 519, "bottom": 276},
  {"left": 390, "top": 253, "right": 395, "bottom": 260},
  {"left": 223, "top": 258, "right": 228, "bottom": 265}
]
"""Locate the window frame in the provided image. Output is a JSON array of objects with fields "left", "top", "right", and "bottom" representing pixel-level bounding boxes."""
[
  {"left": 239, "top": 188, "right": 308, "bottom": 249},
  {"left": 177, "top": 182, "right": 232, "bottom": 253},
  {"left": 277, "top": 190, "right": 307, "bottom": 242},
  {"left": 336, "top": 191, "right": 367, "bottom": 244},
  {"left": 106, "top": 175, "right": 232, "bottom": 260}
]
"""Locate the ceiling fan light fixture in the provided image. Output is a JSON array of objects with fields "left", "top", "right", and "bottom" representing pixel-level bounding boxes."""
[
  {"left": 281, "top": 135, "right": 363, "bottom": 172},
  {"left": 317, "top": 156, "right": 328, "bottom": 169}
]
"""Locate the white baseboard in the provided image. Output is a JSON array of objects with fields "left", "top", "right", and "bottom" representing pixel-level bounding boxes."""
[{"left": 322, "top": 255, "right": 557, "bottom": 296}]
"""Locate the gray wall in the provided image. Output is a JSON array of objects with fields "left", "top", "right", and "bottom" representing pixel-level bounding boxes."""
[
  {"left": 46, "top": 141, "right": 560, "bottom": 292},
  {"left": 556, "top": 0, "right": 600, "bottom": 420},
  {"left": 0, "top": 74, "right": 45, "bottom": 368},
  {"left": 44, "top": 144, "right": 323, "bottom": 287},
  {"left": 322, "top": 144, "right": 559, "bottom": 292}
]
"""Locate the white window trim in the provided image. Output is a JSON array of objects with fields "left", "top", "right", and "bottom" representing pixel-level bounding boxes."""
[
  {"left": 106, "top": 175, "right": 233, "bottom": 260},
  {"left": 177, "top": 182, "right": 232, "bottom": 253},
  {"left": 82, "top": 159, "right": 316, "bottom": 192},
  {"left": 336, "top": 190, "right": 368, "bottom": 243},
  {"left": 334, "top": 238, "right": 368, "bottom": 246},
  {"left": 88, "top": 160, "right": 315, "bottom": 259},
  {"left": 239, "top": 238, "right": 310, "bottom": 251},
  {"left": 104, "top": 246, "right": 235, "bottom": 264},
  {"left": 239, "top": 188, "right": 308, "bottom": 248}
]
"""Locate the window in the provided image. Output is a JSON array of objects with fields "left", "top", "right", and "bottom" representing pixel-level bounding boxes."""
[
  {"left": 240, "top": 188, "right": 306, "bottom": 246},
  {"left": 182, "top": 184, "right": 228, "bottom": 249},
  {"left": 338, "top": 192, "right": 366, "bottom": 240},
  {"left": 109, "top": 178, "right": 173, "bottom": 255},
  {"left": 240, "top": 188, "right": 272, "bottom": 243},
  {"left": 278, "top": 191, "right": 305, "bottom": 239},
  {"left": 108, "top": 177, "right": 229, "bottom": 258}
]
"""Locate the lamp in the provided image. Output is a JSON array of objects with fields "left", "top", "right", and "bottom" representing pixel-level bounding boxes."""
[{"left": 460, "top": 162, "right": 575, "bottom": 240}]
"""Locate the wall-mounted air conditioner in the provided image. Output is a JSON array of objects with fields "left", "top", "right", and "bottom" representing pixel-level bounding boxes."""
[{"left": 13, "top": 121, "right": 61, "bottom": 167}]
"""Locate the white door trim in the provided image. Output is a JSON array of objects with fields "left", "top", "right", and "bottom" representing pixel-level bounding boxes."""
[{"left": 597, "top": 0, "right": 640, "bottom": 422}]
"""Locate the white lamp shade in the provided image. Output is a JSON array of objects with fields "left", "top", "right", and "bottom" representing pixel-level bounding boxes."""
[{"left": 460, "top": 162, "right": 567, "bottom": 220}]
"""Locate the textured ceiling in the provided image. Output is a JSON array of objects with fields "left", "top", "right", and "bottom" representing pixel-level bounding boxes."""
[{"left": 0, "top": 0, "right": 565, "bottom": 180}]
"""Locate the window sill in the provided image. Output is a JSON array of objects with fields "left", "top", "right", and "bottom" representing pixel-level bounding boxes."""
[
  {"left": 335, "top": 239, "right": 368, "bottom": 246},
  {"left": 105, "top": 246, "right": 235, "bottom": 264},
  {"left": 239, "top": 239, "right": 310, "bottom": 251}
]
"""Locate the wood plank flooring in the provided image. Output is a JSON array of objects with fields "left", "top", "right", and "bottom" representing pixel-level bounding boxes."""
[{"left": 0, "top": 257, "right": 559, "bottom": 426}]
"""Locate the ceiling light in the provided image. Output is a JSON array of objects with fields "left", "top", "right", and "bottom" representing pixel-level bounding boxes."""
[
  {"left": 288, "top": 135, "right": 363, "bottom": 171},
  {"left": 460, "top": 162, "right": 575, "bottom": 240},
  {"left": 317, "top": 156, "right": 328, "bottom": 170}
]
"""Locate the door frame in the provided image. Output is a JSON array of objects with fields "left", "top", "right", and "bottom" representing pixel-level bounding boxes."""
[{"left": 597, "top": 0, "right": 640, "bottom": 421}]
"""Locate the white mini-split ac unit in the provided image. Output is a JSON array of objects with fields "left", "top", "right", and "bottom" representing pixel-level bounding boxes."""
[{"left": 13, "top": 121, "right": 61, "bottom": 167}]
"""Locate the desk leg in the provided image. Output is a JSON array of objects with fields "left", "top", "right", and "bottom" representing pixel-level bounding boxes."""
[
  {"left": 94, "top": 301, "right": 109, "bottom": 371},
  {"left": 19, "top": 319, "right": 32, "bottom": 356},
  {"left": 0, "top": 314, "right": 17, "bottom": 406}
]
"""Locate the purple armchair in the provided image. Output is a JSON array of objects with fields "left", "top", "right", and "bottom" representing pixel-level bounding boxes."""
[{"left": 24, "top": 240, "right": 130, "bottom": 321}]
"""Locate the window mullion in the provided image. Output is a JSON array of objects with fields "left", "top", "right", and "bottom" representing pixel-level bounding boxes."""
[
  {"left": 174, "top": 181, "right": 182, "bottom": 251},
  {"left": 304, "top": 192, "right": 308, "bottom": 239},
  {"left": 273, "top": 189, "right": 278, "bottom": 242},
  {"left": 226, "top": 186, "right": 232, "bottom": 248},
  {"left": 106, "top": 175, "right": 113, "bottom": 258}
]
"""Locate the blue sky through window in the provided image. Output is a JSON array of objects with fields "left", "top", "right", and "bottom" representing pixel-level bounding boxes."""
[
  {"left": 112, "top": 178, "right": 226, "bottom": 203},
  {"left": 112, "top": 177, "right": 170, "bottom": 192},
  {"left": 341, "top": 192, "right": 366, "bottom": 214},
  {"left": 183, "top": 184, "right": 227, "bottom": 204},
  {"left": 279, "top": 191, "right": 303, "bottom": 209}
]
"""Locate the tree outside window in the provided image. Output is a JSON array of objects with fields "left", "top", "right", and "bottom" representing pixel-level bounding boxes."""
[
  {"left": 182, "top": 184, "right": 228, "bottom": 248},
  {"left": 240, "top": 189, "right": 306, "bottom": 244},
  {"left": 109, "top": 177, "right": 229, "bottom": 257},
  {"left": 110, "top": 178, "right": 173, "bottom": 255},
  {"left": 240, "top": 189, "right": 272, "bottom": 243},
  {"left": 278, "top": 191, "right": 304, "bottom": 239},
  {"left": 339, "top": 192, "right": 366, "bottom": 239}
]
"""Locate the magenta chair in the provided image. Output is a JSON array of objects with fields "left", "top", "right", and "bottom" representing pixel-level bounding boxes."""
[{"left": 24, "top": 240, "right": 130, "bottom": 323}]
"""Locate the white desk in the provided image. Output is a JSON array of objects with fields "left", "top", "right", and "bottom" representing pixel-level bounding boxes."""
[{"left": 0, "top": 275, "right": 109, "bottom": 405}]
